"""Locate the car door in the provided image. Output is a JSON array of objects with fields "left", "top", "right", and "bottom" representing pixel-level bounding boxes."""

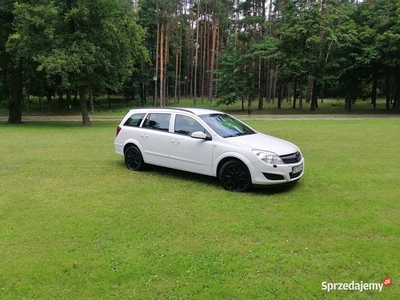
[
  {"left": 169, "top": 114, "right": 214, "bottom": 175},
  {"left": 139, "top": 112, "right": 171, "bottom": 167}
]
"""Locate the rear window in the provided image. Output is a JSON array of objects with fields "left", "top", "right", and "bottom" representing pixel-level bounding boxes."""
[
  {"left": 124, "top": 113, "right": 146, "bottom": 127},
  {"left": 142, "top": 113, "right": 171, "bottom": 131}
]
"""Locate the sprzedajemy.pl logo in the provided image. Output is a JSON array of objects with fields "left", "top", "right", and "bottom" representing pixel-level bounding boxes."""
[{"left": 322, "top": 277, "right": 392, "bottom": 293}]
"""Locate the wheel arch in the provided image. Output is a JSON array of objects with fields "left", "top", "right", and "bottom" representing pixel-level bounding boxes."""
[
  {"left": 215, "top": 153, "right": 252, "bottom": 177},
  {"left": 217, "top": 156, "right": 253, "bottom": 192},
  {"left": 123, "top": 142, "right": 138, "bottom": 154},
  {"left": 124, "top": 140, "right": 147, "bottom": 161},
  {"left": 123, "top": 139, "right": 143, "bottom": 153}
]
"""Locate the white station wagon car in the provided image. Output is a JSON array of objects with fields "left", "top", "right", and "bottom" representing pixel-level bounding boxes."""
[{"left": 114, "top": 108, "right": 304, "bottom": 192}]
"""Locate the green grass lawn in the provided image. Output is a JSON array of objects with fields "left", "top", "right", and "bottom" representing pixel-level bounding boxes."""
[{"left": 0, "top": 118, "right": 399, "bottom": 299}]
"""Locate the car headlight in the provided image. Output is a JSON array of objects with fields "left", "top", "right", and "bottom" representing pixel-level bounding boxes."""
[{"left": 252, "top": 150, "right": 284, "bottom": 165}]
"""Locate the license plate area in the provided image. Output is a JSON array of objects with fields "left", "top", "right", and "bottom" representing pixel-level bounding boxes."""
[{"left": 292, "top": 163, "right": 303, "bottom": 174}]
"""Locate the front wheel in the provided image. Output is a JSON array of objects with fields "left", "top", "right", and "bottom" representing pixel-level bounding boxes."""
[
  {"left": 218, "top": 160, "right": 251, "bottom": 192},
  {"left": 124, "top": 146, "right": 145, "bottom": 171}
]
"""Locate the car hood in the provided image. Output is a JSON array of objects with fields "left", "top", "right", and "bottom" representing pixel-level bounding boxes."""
[{"left": 229, "top": 132, "right": 299, "bottom": 155}]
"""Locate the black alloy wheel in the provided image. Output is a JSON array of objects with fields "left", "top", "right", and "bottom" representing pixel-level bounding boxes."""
[
  {"left": 124, "top": 146, "right": 144, "bottom": 171},
  {"left": 218, "top": 160, "right": 251, "bottom": 192}
]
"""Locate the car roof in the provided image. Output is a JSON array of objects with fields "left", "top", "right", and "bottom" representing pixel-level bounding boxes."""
[{"left": 128, "top": 107, "right": 223, "bottom": 116}]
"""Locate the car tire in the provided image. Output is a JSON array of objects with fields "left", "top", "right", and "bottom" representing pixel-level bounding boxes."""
[
  {"left": 124, "top": 145, "right": 145, "bottom": 171},
  {"left": 218, "top": 160, "right": 251, "bottom": 192}
]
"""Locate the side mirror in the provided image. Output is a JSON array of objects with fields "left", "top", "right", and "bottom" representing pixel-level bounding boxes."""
[{"left": 191, "top": 131, "right": 207, "bottom": 140}]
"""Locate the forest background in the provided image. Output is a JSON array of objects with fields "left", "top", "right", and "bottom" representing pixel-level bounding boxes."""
[{"left": 1, "top": 0, "right": 400, "bottom": 126}]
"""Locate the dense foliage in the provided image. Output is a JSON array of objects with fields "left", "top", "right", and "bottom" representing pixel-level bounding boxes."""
[
  {"left": 1, "top": 0, "right": 146, "bottom": 125},
  {"left": 1, "top": 0, "right": 400, "bottom": 124}
]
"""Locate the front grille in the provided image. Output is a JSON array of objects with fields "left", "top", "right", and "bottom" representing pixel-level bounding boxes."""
[{"left": 280, "top": 151, "right": 302, "bottom": 164}]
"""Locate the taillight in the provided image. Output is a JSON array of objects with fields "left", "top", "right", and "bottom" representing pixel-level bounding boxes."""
[{"left": 116, "top": 125, "right": 122, "bottom": 136}]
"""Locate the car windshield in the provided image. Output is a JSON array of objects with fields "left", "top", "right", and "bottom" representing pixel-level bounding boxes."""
[{"left": 199, "top": 113, "right": 256, "bottom": 138}]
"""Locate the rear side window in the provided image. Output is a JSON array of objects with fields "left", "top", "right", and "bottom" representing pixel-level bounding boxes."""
[
  {"left": 142, "top": 113, "right": 171, "bottom": 131},
  {"left": 124, "top": 113, "right": 145, "bottom": 127}
]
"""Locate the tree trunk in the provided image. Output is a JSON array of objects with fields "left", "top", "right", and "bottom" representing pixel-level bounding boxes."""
[
  {"left": 345, "top": 90, "right": 352, "bottom": 112},
  {"left": 79, "top": 86, "right": 91, "bottom": 126},
  {"left": 186, "top": 9, "right": 194, "bottom": 99},
  {"left": 8, "top": 66, "right": 23, "bottom": 124},
  {"left": 393, "top": 76, "right": 400, "bottom": 110},
  {"left": 201, "top": 4, "right": 207, "bottom": 101},
  {"left": 310, "top": 79, "right": 318, "bottom": 111},
  {"left": 306, "top": 77, "right": 313, "bottom": 103},
  {"left": 141, "top": 60, "right": 146, "bottom": 106},
  {"left": 258, "top": 58, "right": 264, "bottom": 110},
  {"left": 292, "top": 78, "right": 297, "bottom": 109},
  {"left": 299, "top": 76, "right": 304, "bottom": 110},
  {"left": 178, "top": 23, "right": 183, "bottom": 103},
  {"left": 278, "top": 84, "right": 283, "bottom": 109},
  {"left": 174, "top": 52, "right": 179, "bottom": 104},
  {"left": 268, "top": 68, "right": 274, "bottom": 103},
  {"left": 371, "top": 78, "right": 377, "bottom": 109},
  {"left": 154, "top": 22, "right": 160, "bottom": 107},
  {"left": 208, "top": 10, "right": 217, "bottom": 102},
  {"left": 163, "top": 22, "right": 170, "bottom": 105},
  {"left": 46, "top": 92, "right": 52, "bottom": 114},
  {"left": 385, "top": 73, "right": 390, "bottom": 110},
  {"left": 234, "top": 0, "right": 239, "bottom": 44},
  {"left": 286, "top": 82, "right": 291, "bottom": 102},
  {"left": 194, "top": 6, "right": 200, "bottom": 105},
  {"left": 214, "top": 25, "right": 220, "bottom": 99},
  {"left": 89, "top": 87, "right": 94, "bottom": 113},
  {"left": 265, "top": 62, "right": 271, "bottom": 103},
  {"left": 159, "top": 22, "right": 164, "bottom": 107},
  {"left": 272, "top": 75, "right": 277, "bottom": 104},
  {"left": 67, "top": 91, "right": 71, "bottom": 110}
]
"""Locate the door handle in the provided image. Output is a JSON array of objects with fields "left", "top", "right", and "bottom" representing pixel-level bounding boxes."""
[
  {"left": 171, "top": 139, "right": 180, "bottom": 144},
  {"left": 141, "top": 134, "right": 148, "bottom": 139}
]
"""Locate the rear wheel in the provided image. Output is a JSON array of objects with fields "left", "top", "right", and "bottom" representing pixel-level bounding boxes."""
[
  {"left": 218, "top": 160, "right": 251, "bottom": 192},
  {"left": 124, "top": 146, "right": 145, "bottom": 171}
]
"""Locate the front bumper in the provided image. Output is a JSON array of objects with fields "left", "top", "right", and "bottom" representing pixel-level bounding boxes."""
[{"left": 249, "top": 158, "right": 305, "bottom": 186}]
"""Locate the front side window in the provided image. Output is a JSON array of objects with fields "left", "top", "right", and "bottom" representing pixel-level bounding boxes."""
[
  {"left": 142, "top": 113, "right": 171, "bottom": 131},
  {"left": 174, "top": 115, "right": 205, "bottom": 136},
  {"left": 124, "top": 113, "right": 145, "bottom": 127},
  {"left": 200, "top": 113, "right": 255, "bottom": 138}
]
